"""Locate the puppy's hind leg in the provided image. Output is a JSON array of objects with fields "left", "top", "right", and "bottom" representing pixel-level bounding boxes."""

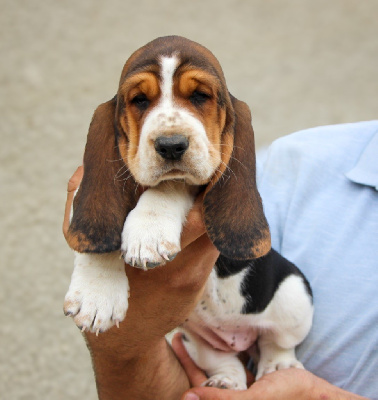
[
  {"left": 180, "top": 330, "right": 247, "bottom": 390},
  {"left": 256, "top": 275, "right": 313, "bottom": 380}
]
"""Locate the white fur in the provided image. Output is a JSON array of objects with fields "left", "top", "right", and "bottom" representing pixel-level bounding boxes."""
[
  {"left": 182, "top": 273, "right": 313, "bottom": 385},
  {"left": 193, "top": 268, "right": 249, "bottom": 327},
  {"left": 63, "top": 252, "right": 129, "bottom": 334},
  {"left": 121, "top": 181, "right": 195, "bottom": 269},
  {"left": 130, "top": 56, "right": 220, "bottom": 186},
  {"left": 64, "top": 182, "right": 194, "bottom": 332},
  {"left": 65, "top": 53, "right": 312, "bottom": 388},
  {"left": 181, "top": 330, "right": 247, "bottom": 390},
  {"left": 64, "top": 56, "right": 203, "bottom": 332}
]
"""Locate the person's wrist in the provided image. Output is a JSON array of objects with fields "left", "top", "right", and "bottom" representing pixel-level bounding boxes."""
[
  {"left": 88, "top": 335, "right": 190, "bottom": 400},
  {"left": 84, "top": 327, "right": 167, "bottom": 362}
]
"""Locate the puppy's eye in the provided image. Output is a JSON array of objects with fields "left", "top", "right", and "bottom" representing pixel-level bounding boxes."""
[
  {"left": 189, "top": 90, "right": 211, "bottom": 107},
  {"left": 131, "top": 94, "right": 150, "bottom": 111}
]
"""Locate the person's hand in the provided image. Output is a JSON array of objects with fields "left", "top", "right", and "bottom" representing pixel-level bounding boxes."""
[
  {"left": 63, "top": 166, "right": 219, "bottom": 351},
  {"left": 63, "top": 165, "right": 83, "bottom": 242},
  {"left": 63, "top": 167, "right": 220, "bottom": 400},
  {"left": 172, "top": 333, "right": 368, "bottom": 400}
]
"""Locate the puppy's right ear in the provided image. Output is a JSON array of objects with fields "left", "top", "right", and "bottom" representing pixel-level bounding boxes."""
[{"left": 66, "top": 98, "right": 138, "bottom": 253}]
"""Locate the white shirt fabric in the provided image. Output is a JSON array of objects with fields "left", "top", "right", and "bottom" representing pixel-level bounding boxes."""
[{"left": 257, "top": 121, "right": 378, "bottom": 399}]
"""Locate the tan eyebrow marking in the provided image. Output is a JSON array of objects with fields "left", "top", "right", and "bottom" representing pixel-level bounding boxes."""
[
  {"left": 178, "top": 69, "right": 219, "bottom": 98},
  {"left": 121, "top": 72, "right": 160, "bottom": 101}
]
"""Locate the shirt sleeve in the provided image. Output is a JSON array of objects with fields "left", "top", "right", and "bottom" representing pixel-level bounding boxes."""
[{"left": 256, "top": 138, "right": 299, "bottom": 253}]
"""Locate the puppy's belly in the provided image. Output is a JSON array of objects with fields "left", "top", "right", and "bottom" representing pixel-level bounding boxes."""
[
  {"left": 183, "top": 269, "right": 260, "bottom": 352},
  {"left": 183, "top": 317, "right": 258, "bottom": 352}
]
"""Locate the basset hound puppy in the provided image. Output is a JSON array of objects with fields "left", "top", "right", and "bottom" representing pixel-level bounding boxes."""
[{"left": 64, "top": 36, "right": 313, "bottom": 389}]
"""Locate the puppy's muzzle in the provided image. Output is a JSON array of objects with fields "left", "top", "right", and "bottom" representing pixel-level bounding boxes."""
[{"left": 154, "top": 135, "right": 189, "bottom": 161}]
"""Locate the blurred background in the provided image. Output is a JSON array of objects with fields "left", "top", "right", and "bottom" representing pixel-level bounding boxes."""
[{"left": 1, "top": 0, "right": 377, "bottom": 398}]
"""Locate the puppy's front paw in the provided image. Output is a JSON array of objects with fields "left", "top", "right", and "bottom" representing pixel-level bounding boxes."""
[
  {"left": 64, "top": 252, "right": 129, "bottom": 334},
  {"left": 121, "top": 208, "right": 181, "bottom": 270},
  {"left": 202, "top": 375, "right": 247, "bottom": 390}
]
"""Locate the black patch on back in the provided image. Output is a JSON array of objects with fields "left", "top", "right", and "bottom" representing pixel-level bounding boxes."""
[
  {"left": 215, "top": 249, "right": 312, "bottom": 314},
  {"left": 215, "top": 255, "right": 252, "bottom": 278}
]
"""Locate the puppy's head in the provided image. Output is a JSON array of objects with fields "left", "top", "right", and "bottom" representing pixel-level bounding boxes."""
[
  {"left": 115, "top": 36, "right": 233, "bottom": 187},
  {"left": 67, "top": 36, "right": 270, "bottom": 259}
]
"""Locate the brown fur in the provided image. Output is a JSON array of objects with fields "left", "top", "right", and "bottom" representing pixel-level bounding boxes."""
[
  {"left": 204, "top": 95, "right": 271, "bottom": 259},
  {"left": 66, "top": 99, "right": 138, "bottom": 253},
  {"left": 66, "top": 36, "right": 270, "bottom": 260}
]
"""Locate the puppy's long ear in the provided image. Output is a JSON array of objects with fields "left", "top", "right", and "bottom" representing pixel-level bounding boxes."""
[
  {"left": 66, "top": 98, "right": 138, "bottom": 253},
  {"left": 203, "top": 95, "right": 271, "bottom": 260}
]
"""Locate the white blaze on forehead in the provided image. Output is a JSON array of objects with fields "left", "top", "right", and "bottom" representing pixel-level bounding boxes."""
[
  {"left": 134, "top": 54, "right": 218, "bottom": 186},
  {"left": 159, "top": 56, "right": 179, "bottom": 105}
]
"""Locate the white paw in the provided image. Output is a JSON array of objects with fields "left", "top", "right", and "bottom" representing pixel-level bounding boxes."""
[
  {"left": 202, "top": 375, "right": 247, "bottom": 390},
  {"left": 121, "top": 207, "right": 181, "bottom": 269},
  {"left": 256, "top": 353, "right": 304, "bottom": 380},
  {"left": 64, "top": 252, "right": 129, "bottom": 334}
]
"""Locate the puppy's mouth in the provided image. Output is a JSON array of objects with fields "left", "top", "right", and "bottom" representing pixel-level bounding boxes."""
[
  {"left": 160, "top": 166, "right": 190, "bottom": 180},
  {"left": 160, "top": 167, "right": 214, "bottom": 187},
  {"left": 152, "top": 164, "right": 201, "bottom": 185},
  {"left": 166, "top": 168, "right": 185, "bottom": 176}
]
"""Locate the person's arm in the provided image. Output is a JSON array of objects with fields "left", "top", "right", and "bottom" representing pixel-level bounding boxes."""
[
  {"left": 63, "top": 167, "right": 220, "bottom": 400},
  {"left": 172, "top": 334, "right": 369, "bottom": 400}
]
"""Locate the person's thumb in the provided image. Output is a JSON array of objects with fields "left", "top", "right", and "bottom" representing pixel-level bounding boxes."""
[{"left": 181, "top": 388, "right": 247, "bottom": 400}]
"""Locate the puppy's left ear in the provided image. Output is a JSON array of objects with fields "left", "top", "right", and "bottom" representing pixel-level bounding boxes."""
[{"left": 203, "top": 95, "right": 271, "bottom": 260}]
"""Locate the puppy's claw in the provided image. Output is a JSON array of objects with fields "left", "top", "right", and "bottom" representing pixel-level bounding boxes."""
[
  {"left": 115, "top": 320, "right": 120, "bottom": 329},
  {"left": 146, "top": 261, "right": 161, "bottom": 269},
  {"left": 168, "top": 253, "right": 178, "bottom": 261},
  {"left": 202, "top": 376, "right": 246, "bottom": 390},
  {"left": 162, "top": 253, "right": 177, "bottom": 262}
]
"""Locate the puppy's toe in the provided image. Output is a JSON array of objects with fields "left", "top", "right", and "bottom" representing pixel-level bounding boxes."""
[
  {"left": 202, "top": 375, "right": 246, "bottom": 390},
  {"left": 122, "top": 248, "right": 165, "bottom": 270},
  {"left": 72, "top": 300, "right": 97, "bottom": 332},
  {"left": 63, "top": 293, "right": 82, "bottom": 317},
  {"left": 91, "top": 306, "right": 116, "bottom": 334},
  {"left": 257, "top": 353, "right": 304, "bottom": 380},
  {"left": 277, "top": 359, "right": 304, "bottom": 371},
  {"left": 112, "top": 297, "right": 129, "bottom": 323},
  {"left": 158, "top": 240, "right": 179, "bottom": 263}
]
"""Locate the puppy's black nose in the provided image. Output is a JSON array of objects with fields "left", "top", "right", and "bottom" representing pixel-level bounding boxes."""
[{"left": 154, "top": 135, "right": 189, "bottom": 161}]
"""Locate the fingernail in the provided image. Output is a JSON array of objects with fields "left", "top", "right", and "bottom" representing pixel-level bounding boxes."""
[{"left": 184, "top": 394, "right": 200, "bottom": 400}]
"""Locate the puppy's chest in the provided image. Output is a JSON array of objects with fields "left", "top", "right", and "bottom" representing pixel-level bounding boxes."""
[
  {"left": 184, "top": 267, "right": 260, "bottom": 352},
  {"left": 196, "top": 268, "right": 247, "bottom": 321}
]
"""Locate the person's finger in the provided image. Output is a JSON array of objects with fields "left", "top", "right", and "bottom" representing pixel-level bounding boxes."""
[
  {"left": 165, "top": 234, "right": 219, "bottom": 296},
  {"left": 182, "top": 387, "right": 244, "bottom": 400},
  {"left": 67, "top": 165, "right": 84, "bottom": 192},
  {"left": 63, "top": 166, "right": 83, "bottom": 238},
  {"left": 181, "top": 192, "right": 206, "bottom": 249},
  {"left": 172, "top": 333, "right": 208, "bottom": 387}
]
